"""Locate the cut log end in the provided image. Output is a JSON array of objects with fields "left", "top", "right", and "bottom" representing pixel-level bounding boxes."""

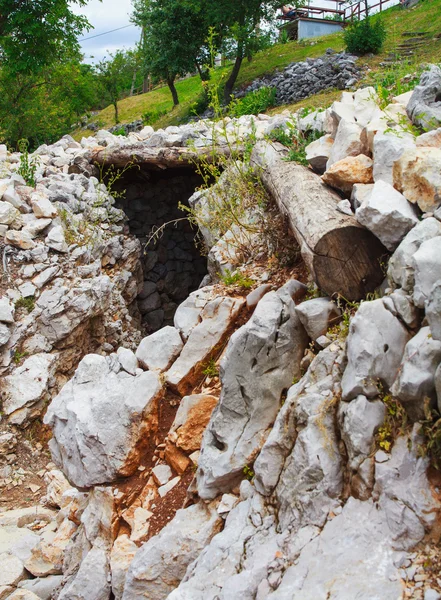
[{"left": 314, "top": 226, "right": 387, "bottom": 301}]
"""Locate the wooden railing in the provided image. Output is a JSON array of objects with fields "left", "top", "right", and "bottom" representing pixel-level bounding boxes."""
[{"left": 277, "top": 0, "right": 397, "bottom": 24}]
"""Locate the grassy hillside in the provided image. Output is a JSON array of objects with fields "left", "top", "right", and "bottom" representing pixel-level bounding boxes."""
[{"left": 77, "top": 0, "right": 441, "bottom": 137}]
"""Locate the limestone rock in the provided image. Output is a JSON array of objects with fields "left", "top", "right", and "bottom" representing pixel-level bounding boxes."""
[
  {"left": 416, "top": 127, "right": 441, "bottom": 148},
  {"left": 116, "top": 347, "right": 138, "bottom": 376},
  {"left": 1, "top": 353, "right": 57, "bottom": 421},
  {"left": 305, "top": 134, "right": 334, "bottom": 174},
  {"left": 341, "top": 299, "right": 411, "bottom": 400},
  {"left": 355, "top": 180, "right": 419, "bottom": 251},
  {"left": 166, "top": 295, "right": 244, "bottom": 396},
  {"left": 5, "top": 591, "right": 41, "bottom": 600},
  {"left": 171, "top": 394, "right": 218, "bottom": 453},
  {"left": 151, "top": 464, "right": 172, "bottom": 486},
  {"left": 110, "top": 535, "right": 138, "bottom": 600},
  {"left": 393, "top": 146, "right": 441, "bottom": 212},
  {"left": 31, "top": 193, "right": 57, "bottom": 219},
  {"left": 374, "top": 428, "right": 439, "bottom": 550},
  {"left": 387, "top": 217, "right": 441, "bottom": 292},
  {"left": 0, "top": 553, "right": 26, "bottom": 587},
  {"left": 0, "top": 323, "right": 11, "bottom": 346},
  {"left": 391, "top": 327, "right": 441, "bottom": 420},
  {"left": 197, "top": 284, "right": 308, "bottom": 500},
  {"left": 255, "top": 344, "right": 343, "bottom": 500},
  {"left": 4, "top": 230, "right": 36, "bottom": 250},
  {"left": 326, "top": 120, "right": 368, "bottom": 168},
  {"left": 267, "top": 498, "right": 403, "bottom": 599},
  {"left": 0, "top": 201, "right": 20, "bottom": 226},
  {"left": 44, "top": 354, "right": 163, "bottom": 487},
  {"left": 322, "top": 154, "right": 373, "bottom": 194},
  {"left": 122, "top": 503, "right": 222, "bottom": 600},
  {"left": 173, "top": 287, "right": 214, "bottom": 341},
  {"left": 412, "top": 236, "right": 441, "bottom": 308},
  {"left": 426, "top": 281, "right": 441, "bottom": 341},
  {"left": 295, "top": 297, "right": 341, "bottom": 341},
  {"left": 58, "top": 546, "right": 111, "bottom": 600},
  {"left": 373, "top": 132, "right": 416, "bottom": 185},
  {"left": 407, "top": 64, "right": 441, "bottom": 131},
  {"left": 136, "top": 326, "right": 183, "bottom": 372},
  {"left": 45, "top": 225, "right": 68, "bottom": 253},
  {"left": 18, "top": 576, "right": 63, "bottom": 600},
  {"left": 350, "top": 182, "right": 374, "bottom": 210}
]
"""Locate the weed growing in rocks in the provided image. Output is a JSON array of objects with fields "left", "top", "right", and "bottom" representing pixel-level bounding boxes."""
[
  {"left": 15, "top": 296, "right": 35, "bottom": 313},
  {"left": 243, "top": 464, "right": 255, "bottom": 481},
  {"left": 12, "top": 349, "right": 29, "bottom": 364},
  {"left": 269, "top": 122, "right": 321, "bottom": 166},
  {"left": 17, "top": 139, "right": 38, "bottom": 187},
  {"left": 232, "top": 87, "right": 277, "bottom": 117},
  {"left": 417, "top": 398, "right": 441, "bottom": 469},
  {"left": 376, "top": 385, "right": 408, "bottom": 453},
  {"left": 202, "top": 358, "right": 219, "bottom": 378},
  {"left": 220, "top": 269, "right": 255, "bottom": 289}
]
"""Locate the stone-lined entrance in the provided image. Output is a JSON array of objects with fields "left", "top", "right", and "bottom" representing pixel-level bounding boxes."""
[{"left": 116, "top": 167, "right": 208, "bottom": 332}]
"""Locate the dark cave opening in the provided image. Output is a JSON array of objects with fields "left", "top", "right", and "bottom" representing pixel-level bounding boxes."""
[{"left": 115, "top": 166, "right": 208, "bottom": 332}]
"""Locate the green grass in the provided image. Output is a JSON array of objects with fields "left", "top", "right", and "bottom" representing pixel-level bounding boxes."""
[{"left": 75, "top": 0, "right": 441, "bottom": 138}]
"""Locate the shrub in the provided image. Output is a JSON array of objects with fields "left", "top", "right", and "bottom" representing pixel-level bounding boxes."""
[
  {"left": 142, "top": 108, "right": 167, "bottom": 124},
  {"left": 232, "top": 87, "right": 277, "bottom": 117},
  {"left": 344, "top": 16, "right": 386, "bottom": 55}
]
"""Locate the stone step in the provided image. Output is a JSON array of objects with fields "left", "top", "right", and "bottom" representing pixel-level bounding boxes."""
[{"left": 401, "top": 30, "right": 430, "bottom": 37}]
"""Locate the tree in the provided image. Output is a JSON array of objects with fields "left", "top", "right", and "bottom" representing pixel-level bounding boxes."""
[
  {"left": 0, "top": 0, "right": 95, "bottom": 74},
  {"left": 205, "top": 0, "right": 280, "bottom": 104},
  {"left": 97, "top": 50, "right": 139, "bottom": 124},
  {"left": 132, "top": 0, "right": 209, "bottom": 106}
]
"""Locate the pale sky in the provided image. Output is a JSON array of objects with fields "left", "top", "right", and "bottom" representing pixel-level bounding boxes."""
[{"left": 73, "top": 0, "right": 140, "bottom": 63}]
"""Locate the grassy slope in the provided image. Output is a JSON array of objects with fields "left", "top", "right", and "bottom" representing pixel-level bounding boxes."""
[{"left": 77, "top": 0, "right": 441, "bottom": 137}]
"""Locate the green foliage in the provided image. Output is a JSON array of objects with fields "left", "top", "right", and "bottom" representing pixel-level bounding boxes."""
[
  {"left": 344, "top": 15, "right": 387, "bottom": 55},
  {"left": 97, "top": 50, "right": 139, "bottom": 124},
  {"left": 142, "top": 108, "right": 167, "bottom": 125},
  {"left": 12, "top": 349, "right": 29, "bottom": 364},
  {"left": 17, "top": 140, "right": 38, "bottom": 187},
  {"left": 0, "top": 0, "right": 94, "bottom": 74},
  {"left": 243, "top": 464, "right": 255, "bottom": 481},
  {"left": 418, "top": 399, "right": 441, "bottom": 470},
  {"left": 202, "top": 358, "right": 219, "bottom": 378},
  {"left": 15, "top": 296, "right": 35, "bottom": 313},
  {"left": 220, "top": 269, "right": 255, "bottom": 289},
  {"left": 232, "top": 86, "right": 276, "bottom": 117},
  {"left": 270, "top": 121, "right": 321, "bottom": 166},
  {"left": 376, "top": 385, "right": 408, "bottom": 453},
  {"left": 112, "top": 127, "right": 127, "bottom": 137}
]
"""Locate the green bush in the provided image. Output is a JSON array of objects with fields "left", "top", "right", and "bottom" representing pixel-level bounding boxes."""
[
  {"left": 232, "top": 87, "right": 277, "bottom": 117},
  {"left": 142, "top": 108, "right": 167, "bottom": 124},
  {"left": 344, "top": 16, "right": 387, "bottom": 55}
]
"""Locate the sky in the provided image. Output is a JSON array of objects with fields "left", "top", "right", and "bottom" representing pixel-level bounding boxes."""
[{"left": 73, "top": 0, "right": 141, "bottom": 63}]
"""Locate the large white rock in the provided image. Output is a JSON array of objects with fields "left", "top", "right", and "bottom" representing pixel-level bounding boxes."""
[
  {"left": 295, "top": 297, "right": 341, "bottom": 341},
  {"left": 110, "top": 535, "right": 138, "bottom": 600},
  {"left": 387, "top": 217, "right": 441, "bottom": 292},
  {"left": 0, "top": 201, "right": 19, "bottom": 225},
  {"left": 122, "top": 503, "right": 222, "bottom": 600},
  {"left": 341, "top": 299, "right": 411, "bottom": 401},
  {"left": 393, "top": 146, "right": 441, "bottom": 212},
  {"left": 44, "top": 354, "right": 163, "bottom": 487},
  {"left": 373, "top": 132, "right": 415, "bottom": 185},
  {"left": 0, "top": 323, "right": 11, "bottom": 346},
  {"left": 407, "top": 64, "right": 441, "bottom": 131},
  {"left": 4, "top": 230, "right": 36, "bottom": 250},
  {"left": 355, "top": 180, "right": 419, "bottom": 251},
  {"left": 391, "top": 327, "right": 441, "bottom": 420},
  {"left": 267, "top": 498, "right": 403, "bottom": 600},
  {"left": 0, "top": 553, "right": 26, "bottom": 587},
  {"left": 116, "top": 347, "right": 138, "bottom": 376},
  {"left": 45, "top": 225, "right": 68, "bottom": 253},
  {"left": 166, "top": 295, "right": 244, "bottom": 396},
  {"left": 31, "top": 192, "right": 57, "bottom": 219},
  {"left": 412, "top": 236, "right": 441, "bottom": 308},
  {"left": 196, "top": 284, "right": 308, "bottom": 500},
  {"left": 1, "top": 353, "right": 57, "bottom": 420},
  {"left": 136, "top": 326, "right": 183, "bottom": 372},
  {"left": 58, "top": 546, "right": 111, "bottom": 600},
  {"left": 426, "top": 281, "right": 441, "bottom": 341},
  {"left": 326, "top": 120, "right": 368, "bottom": 169},
  {"left": 173, "top": 287, "right": 215, "bottom": 341}
]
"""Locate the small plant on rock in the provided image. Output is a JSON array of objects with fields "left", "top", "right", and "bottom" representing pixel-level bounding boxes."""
[
  {"left": 202, "top": 358, "right": 219, "bottom": 378},
  {"left": 15, "top": 296, "right": 35, "bottom": 313},
  {"left": 417, "top": 398, "right": 441, "bottom": 469},
  {"left": 376, "top": 385, "right": 407, "bottom": 453},
  {"left": 243, "top": 464, "right": 255, "bottom": 481},
  {"left": 220, "top": 269, "right": 255, "bottom": 289}
]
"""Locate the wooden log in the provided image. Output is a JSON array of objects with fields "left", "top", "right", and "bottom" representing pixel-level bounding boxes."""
[
  {"left": 251, "top": 141, "right": 387, "bottom": 301},
  {"left": 91, "top": 143, "right": 237, "bottom": 171}
]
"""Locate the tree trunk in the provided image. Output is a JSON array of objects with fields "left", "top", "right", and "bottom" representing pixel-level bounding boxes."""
[
  {"left": 167, "top": 77, "right": 179, "bottom": 106},
  {"left": 113, "top": 100, "right": 119, "bottom": 124},
  {"left": 251, "top": 142, "right": 387, "bottom": 301},
  {"left": 223, "top": 52, "right": 243, "bottom": 105}
]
